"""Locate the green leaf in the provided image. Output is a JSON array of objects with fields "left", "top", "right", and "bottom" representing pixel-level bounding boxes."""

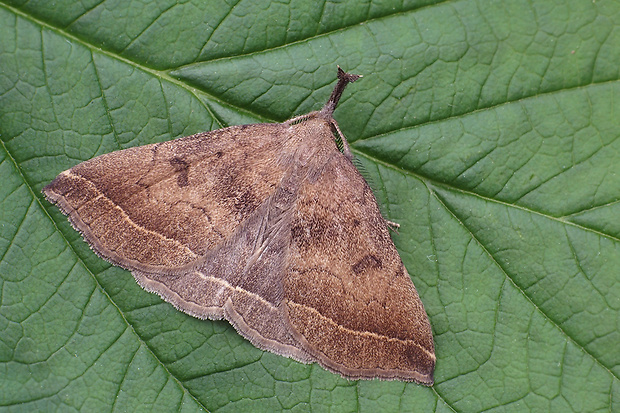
[{"left": 1, "top": 0, "right": 619, "bottom": 411}]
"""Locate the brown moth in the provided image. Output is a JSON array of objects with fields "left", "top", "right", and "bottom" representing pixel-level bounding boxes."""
[{"left": 43, "top": 68, "right": 435, "bottom": 384}]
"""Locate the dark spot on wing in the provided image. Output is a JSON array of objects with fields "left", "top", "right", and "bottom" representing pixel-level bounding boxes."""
[
  {"left": 169, "top": 157, "right": 190, "bottom": 187},
  {"left": 352, "top": 254, "right": 382, "bottom": 275}
]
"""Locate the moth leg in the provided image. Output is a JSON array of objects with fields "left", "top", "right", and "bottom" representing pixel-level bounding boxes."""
[{"left": 386, "top": 219, "right": 400, "bottom": 232}]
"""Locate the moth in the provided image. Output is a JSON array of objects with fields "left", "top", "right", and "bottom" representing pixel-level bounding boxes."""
[{"left": 43, "top": 68, "right": 435, "bottom": 384}]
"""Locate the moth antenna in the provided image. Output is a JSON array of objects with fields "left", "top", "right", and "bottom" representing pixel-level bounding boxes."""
[
  {"left": 321, "top": 66, "right": 362, "bottom": 117},
  {"left": 329, "top": 119, "right": 353, "bottom": 159},
  {"left": 352, "top": 159, "right": 400, "bottom": 232}
]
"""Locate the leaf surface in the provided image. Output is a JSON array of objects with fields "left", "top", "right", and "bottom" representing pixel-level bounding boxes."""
[{"left": 1, "top": 0, "right": 619, "bottom": 411}]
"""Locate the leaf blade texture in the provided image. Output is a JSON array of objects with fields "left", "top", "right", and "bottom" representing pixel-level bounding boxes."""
[{"left": 1, "top": 0, "right": 618, "bottom": 411}]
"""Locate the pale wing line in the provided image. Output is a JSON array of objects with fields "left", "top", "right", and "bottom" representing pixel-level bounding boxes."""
[
  {"left": 189, "top": 270, "right": 314, "bottom": 364},
  {"left": 195, "top": 269, "right": 277, "bottom": 310},
  {"left": 196, "top": 271, "right": 436, "bottom": 361},
  {"left": 63, "top": 170, "right": 199, "bottom": 259},
  {"left": 287, "top": 301, "right": 436, "bottom": 361}
]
